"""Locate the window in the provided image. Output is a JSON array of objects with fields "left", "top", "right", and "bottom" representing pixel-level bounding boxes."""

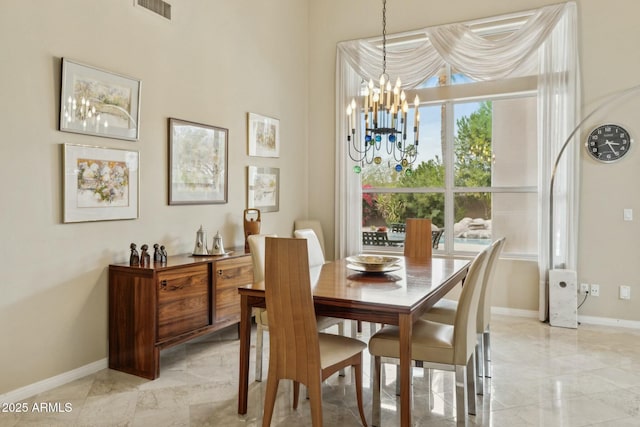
[{"left": 361, "top": 69, "right": 537, "bottom": 257}]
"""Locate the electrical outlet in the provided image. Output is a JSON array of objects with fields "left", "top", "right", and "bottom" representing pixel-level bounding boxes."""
[
  {"left": 590, "top": 284, "right": 600, "bottom": 297},
  {"left": 620, "top": 285, "right": 631, "bottom": 300},
  {"left": 580, "top": 283, "right": 589, "bottom": 294}
]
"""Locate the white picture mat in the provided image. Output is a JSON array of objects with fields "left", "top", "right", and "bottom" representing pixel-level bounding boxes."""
[{"left": 63, "top": 143, "right": 139, "bottom": 222}]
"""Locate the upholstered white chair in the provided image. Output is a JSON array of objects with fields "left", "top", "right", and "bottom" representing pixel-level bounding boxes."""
[
  {"left": 247, "top": 234, "right": 276, "bottom": 382},
  {"left": 368, "top": 247, "right": 490, "bottom": 427},
  {"left": 261, "top": 237, "right": 368, "bottom": 427},
  {"left": 293, "top": 219, "right": 326, "bottom": 256},
  {"left": 420, "top": 237, "right": 506, "bottom": 395},
  {"left": 293, "top": 228, "right": 326, "bottom": 268}
]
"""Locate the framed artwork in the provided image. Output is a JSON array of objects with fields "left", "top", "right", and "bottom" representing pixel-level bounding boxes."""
[
  {"left": 60, "top": 58, "right": 141, "bottom": 141},
  {"left": 248, "top": 112, "right": 280, "bottom": 157},
  {"left": 63, "top": 143, "right": 139, "bottom": 223},
  {"left": 247, "top": 166, "right": 279, "bottom": 212},
  {"left": 169, "top": 118, "right": 228, "bottom": 205}
]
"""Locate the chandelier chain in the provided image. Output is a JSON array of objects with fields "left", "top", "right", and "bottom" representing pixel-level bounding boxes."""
[{"left": 382, "top": 0, "right": 387, "bottom": 76}]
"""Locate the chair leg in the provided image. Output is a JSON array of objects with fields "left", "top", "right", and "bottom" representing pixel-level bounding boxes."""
[
  {"left": 293, "top": 381, "right": 300, "bottom": 409},
  {"left": 466, "top": 354, "right": 477, "bottom": 415},
  {"left": 354, "top": 359, "right": 368, "bottom": 427},
  {"left": 256, "top": 324, "right": 264, "bottom": 382},
  {"left": 372, "top": 356, "right": 382, "bottom": 427},
  {"left": 307, "top": 377, "right": 324, "bottom": 427},
  {"left": 261, "top": 376, "right": 279, "bottom": 427},
  {"left": 476, "top": 333, "right": 484, "bottom": 396},
  {"left": 454, "top": 365, "right": 467, "bottom": 426},
  {"left": 338, "top": 321, "right": 346, "bottom": 377},
  {"left": 484, "top": 328, "right": 491, "bottom": 378}
]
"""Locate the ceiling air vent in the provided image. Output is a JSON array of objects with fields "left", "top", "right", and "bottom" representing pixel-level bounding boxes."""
[{"left": 136, "top": 0, "right": 171, "bottom": 20}]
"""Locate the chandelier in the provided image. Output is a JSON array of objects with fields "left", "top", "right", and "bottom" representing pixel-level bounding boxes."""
[{"left": 347, "top": 0, "right": 420, "bottom": 174}]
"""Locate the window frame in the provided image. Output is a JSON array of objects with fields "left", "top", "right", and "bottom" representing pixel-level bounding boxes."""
[{"left": 361, "top": 75, "right": 538, "bottom": 259}]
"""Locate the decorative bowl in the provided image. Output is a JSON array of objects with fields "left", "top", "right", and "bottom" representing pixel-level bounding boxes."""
[{"left": 345, "top": 254, "right": 401, "bottom": 271}]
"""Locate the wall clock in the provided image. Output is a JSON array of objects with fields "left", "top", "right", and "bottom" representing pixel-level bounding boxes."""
[{"left": 585, "top": 124, "right": 633, "bottom": 163}]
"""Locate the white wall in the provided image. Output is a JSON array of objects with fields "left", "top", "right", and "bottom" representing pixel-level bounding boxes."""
[{"left": 0, "top": 0, "right": 309, "bottom": 394}]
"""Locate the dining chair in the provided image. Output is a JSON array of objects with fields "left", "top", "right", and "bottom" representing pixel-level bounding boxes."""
[
  {"left": 368, "top": 247, "right": 489, "bottom": 427},
  {"left": 293, "top": 228, "right": 327, "bottom": 268},
  {"left": 420, "top": 237, "right": 506, "bottom": 395},
  {"left": 261, "top": 237, "right": 368, "bottom": 427},
  {"left": 431, "top": 228, "right": 444, "bottom": 249},
  {"left": 294, "top": 228, "right": 346, "bottom": 351},
  {"left": 293, "top": 219, "right": 326, "bottom": 256},
  {"left": 390, "top": 223, "right": 405, "bottom": 233},
  {"left": 249, "top": 233, "right": 346, "bottom": 382},
  {"left": 362, "top": 231, "right": 389, "bottom": 246},
  {"left": 247, "top": 234, "right": 277, "bottom": 382},
  {"left": 403, "top": 218, "right": 432, "bottom": 258}
]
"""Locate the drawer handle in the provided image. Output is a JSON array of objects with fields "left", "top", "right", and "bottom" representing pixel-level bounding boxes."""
[
  {"left": 160, "top": 280, "right": 168, "bottom": 289},
  {"left": 217, "top": 269, "right": 223, "bottom": 276}
]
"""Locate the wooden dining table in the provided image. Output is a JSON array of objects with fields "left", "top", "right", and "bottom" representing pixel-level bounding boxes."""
[{"left": 237, "top": 255, "right": 470, "bottom": 427}]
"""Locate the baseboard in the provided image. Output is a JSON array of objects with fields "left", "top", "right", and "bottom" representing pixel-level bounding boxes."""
[
  {"left": 0, "top": 358, "right": 108, "bottom": 403},
  {"left": 492, "top": 306, "right": 539, "bottom": 318},
  {"left": 577, "top": 315, "right": 640, "bottom": 329},
  {"left": 492, "top": 306, "right": 640, "bottom": 330}
]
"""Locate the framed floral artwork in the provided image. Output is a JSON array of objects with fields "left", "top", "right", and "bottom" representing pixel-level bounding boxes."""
[
  {"left": 63, "top": 143, "right": 139, "bottom": 223},
  {"left": 59, "top": 58, "right": 141, "bottom": 141},
  {"left": 247, "top": 112, "right": 279, "bottom": 157},
  {"left": 247, "top": 166, "right": 279, "bottom": 212},
  {"left": 169, "top": 118, "right": 228, "bottom": 205}
]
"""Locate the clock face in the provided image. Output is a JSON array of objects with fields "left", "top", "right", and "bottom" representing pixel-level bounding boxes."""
[{"left": 585, "top": 124, "right": 632, "bottom": 163}]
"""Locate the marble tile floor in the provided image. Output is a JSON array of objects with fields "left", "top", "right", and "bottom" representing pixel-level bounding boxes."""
[{"left": 3, "top": 315, "right": 640, "bottom": 426}]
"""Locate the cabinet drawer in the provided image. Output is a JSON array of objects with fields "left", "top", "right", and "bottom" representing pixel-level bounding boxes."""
[
  {"left": 157, "top": 264, "right": 210, "bottom": 341},
  {"left": 215, "top": 256, "right": 253, "bottom": 322}
]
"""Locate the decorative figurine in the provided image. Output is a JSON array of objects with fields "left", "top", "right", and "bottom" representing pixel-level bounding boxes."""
[
  {"left": 129, "top": 243, "right": 140, "bottom": 266},
  {"left": 160, "top": 245, "right": 168, "bottom": 264},
  {"left": 193, "top": 225, "right": 209, "bottom": 255},
  {"left": 153, "top": 243, "right": 162, "bottom": 263},
  {"left": 140, "top": 244, "right": 150, "bottom": 267},
  {"left": 210, "top": 230, "right": 226, "bottom": 255}
]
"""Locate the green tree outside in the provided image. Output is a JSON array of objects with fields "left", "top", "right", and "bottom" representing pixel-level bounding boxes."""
[{"left": 361, "top": 100, "right": 492, "bottom": 226}]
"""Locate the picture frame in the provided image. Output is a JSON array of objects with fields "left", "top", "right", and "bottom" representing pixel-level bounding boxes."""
[
  {"left": 247, "top": 166, "right": 280, "bottom": 212},
  {"left": 60, "top": 58, "right": 141, "bottom": 141},
  {"left": 247, "top": 112, "right": 280, "bottom": 157},
  {"left": 169, "top": 118, "right": 228, "bottom": 205},
  {"left": 63, "top": 143, "right": 139, "bottom": 223}
]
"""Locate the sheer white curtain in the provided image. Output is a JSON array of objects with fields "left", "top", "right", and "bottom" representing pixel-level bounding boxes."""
[
  {"left": 335, "top": 49, "right": 364, "bottom": 258},
  {"left": 335, "top": 2, "right": 580, "bottom": 318}
]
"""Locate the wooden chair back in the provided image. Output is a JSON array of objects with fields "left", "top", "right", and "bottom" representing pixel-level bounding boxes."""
[
  {"left": 404, "top": 218, "right": 433, "bottom": 258},
  {"left": 264, "top": 237, "right": 321, "bottom": 385}
]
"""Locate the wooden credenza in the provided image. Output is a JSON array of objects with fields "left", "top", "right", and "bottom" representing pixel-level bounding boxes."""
[{"left": 108, "top": 249, "right": 253, "bottom": 379}]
